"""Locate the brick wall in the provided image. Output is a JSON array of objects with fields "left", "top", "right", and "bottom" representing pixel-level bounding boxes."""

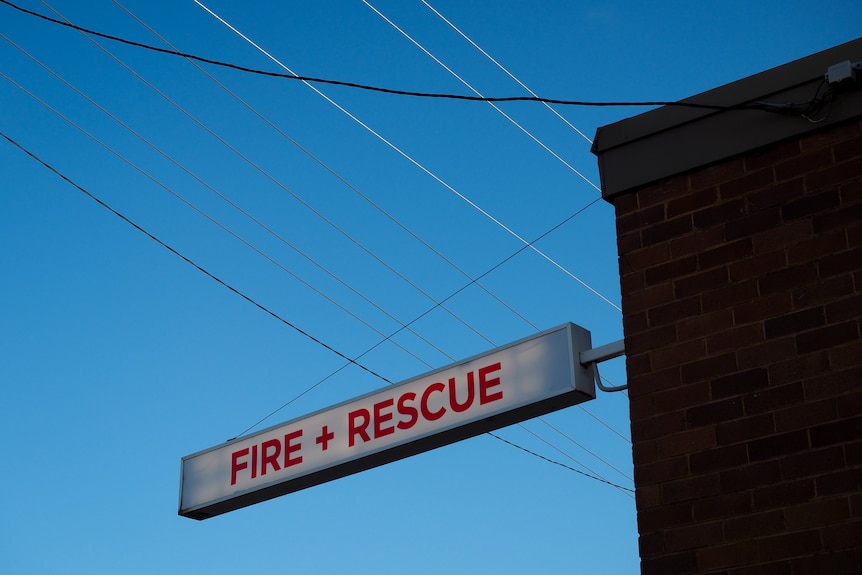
[{"left": 616, "top": 118, "right": 862, "bottom": 574}]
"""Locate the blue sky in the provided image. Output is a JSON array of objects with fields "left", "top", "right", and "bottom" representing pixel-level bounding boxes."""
[{"left": 0, "top": 1, "right": 857, "bottom": 573}]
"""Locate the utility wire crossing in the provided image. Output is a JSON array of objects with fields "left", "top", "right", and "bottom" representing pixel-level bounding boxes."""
[{"left": 1, "top": 0, "right": 762, "bottom": 112}]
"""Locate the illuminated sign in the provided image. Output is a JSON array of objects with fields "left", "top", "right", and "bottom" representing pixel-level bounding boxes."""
[{"left": 179, "top": 323, "right": 595, "bottom": 519}]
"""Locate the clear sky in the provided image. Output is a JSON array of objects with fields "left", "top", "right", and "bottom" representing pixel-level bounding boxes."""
[{"left": 0, "top": 1, "right": 857, "bottom": 573}]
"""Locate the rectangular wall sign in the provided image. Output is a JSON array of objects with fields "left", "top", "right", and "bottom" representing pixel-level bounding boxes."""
[{"left": 179, "top": 322, "right": 595, "bottom": 519}]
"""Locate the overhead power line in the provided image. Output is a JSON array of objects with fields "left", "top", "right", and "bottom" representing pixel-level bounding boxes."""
[
  {"left": 1, "top": 131, "right": 630, "bottom": 493},
  {"left": 0, "top": 128, "right": 394, "bottom": 385},
  {"left": 1, "top": 0, "right": 763, "bottom": 111}
]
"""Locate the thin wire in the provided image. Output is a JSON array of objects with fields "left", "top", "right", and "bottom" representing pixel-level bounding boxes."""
[
  {"left": 195, "top": 0, "right": 622, "bottom": 312},
  {"left": 419, "top": 0, "right": 594, "bottom": 144},
  {"left": 362, "top": 0, "right": 601, "bottom": 193},
  {"left": 538, "top": 417, "right": 633, "bottom": 481},
  {"left": 30, "top": 4, "right": 494, "bottom": 353},
  {"left": 0, "top": 0, "right": 756, "bottom": 109},
  {"left": 36, "top": 0, "right": 452, "bottom": 370},
  {"left": 0, "top": 34, "right": 435, "bottom": 369},
  {"left": 488, "top": 432, "right": 634, "bottom": 494},
  {"left": 111, "top": 0, "right": 540, "bottom": 335},
  {"left": 0, "top": 128, "right": 393, "bottom": 385}
]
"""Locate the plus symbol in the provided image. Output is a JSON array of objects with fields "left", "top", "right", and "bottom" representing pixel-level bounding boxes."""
[{"left": 316, "top": 425, "right": 335, "bottom": 451}]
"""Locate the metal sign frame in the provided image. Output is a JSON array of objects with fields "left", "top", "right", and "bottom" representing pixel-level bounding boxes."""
[{"left": 179, "top": 322, "right": 595, "bottom": 520}]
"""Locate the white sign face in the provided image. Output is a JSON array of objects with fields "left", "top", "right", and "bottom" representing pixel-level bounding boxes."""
[{"left": 179, "top": 323, "right": 595, "bottom": 519}]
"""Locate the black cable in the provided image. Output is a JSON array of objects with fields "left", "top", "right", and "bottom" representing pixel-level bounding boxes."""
[
  {"left": 0, "top": 0, "right": 761, "bottom": 112},
  {"left": 0, "top": 128, "right": 393, "bottom": 386},
  {"left": 488, "top": 432, "right": 635, "bottom": 493}
]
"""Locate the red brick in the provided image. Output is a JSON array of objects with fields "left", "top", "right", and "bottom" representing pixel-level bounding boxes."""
[
  {"left": 780, "top": 446, "right": 846, "bottom": 480},
  {"left": 768, "top": 352, "right": 830, "bottom": 385},
  {"left": 716, "top": 413, "right": 775, "bottom": 446},
  {"left": 820, "top": 519, "right": 862, "bottom": 550},
  {"left": 696, "top": 540, "right": 758, "bottom": 571},
  {"left": 653, "top": 381, "right": 711, "bottom": 416},
  {"left": 689, "top": 443, "right": 748, "bottom": 473},
  {"left": 698, "top": 238, "right": 754, "bottom": 270},
  {"left": 638, "top": 531, "right": 665, "bottom": 557},
  {"left": 687, "top": 398, "right": 744, "bottom": 428},
  {"left": 644, "top": 255, "right": 698, "bottom": 286},
  {"left": 664, "top": 520, "right": 723, "bottom": 552},
  {"left": 617, "top": 203, "right": 665, "bottom": 235},
  {"left": 782, "top": 188, "right": 841, "bottom": 220},
  {"left": 817, "top": 468, "right": 862, "bottom": 496},
  {"left": 763, "top": 306, "right": 825, "bottom": 339},
  {"left": 636, "top": 483, "right": 661, "bottom": 509},
  {"left": 613, "top": 190, "right": 639, "bottom": 215},
  {"left": 677, "top": 310, "right": 734, "bottom": 342},
  {"left": 632, "top": 410, "right": 688, "bottom": 441},
  {"left": 787, "top": 230, "right": 848, "bottom": 265},
  {"left": 693, "top": 198, "right": 747, "bottom": 229},
  {"left": 720, "top": 460, "right": 781, "bottom": 492},
  {"left": 825, "top": 294, "right": 862, "bottom": 323},
  {"left": 661, "top": 472, "right": 721, "bottom": 504},
  {"left": 792, "top": 274, "right": 855, "bottom": 309},
  {"left": 734, "top": 292, "right": 793, "bottom": 325},
  {"left": 752, "top": 478, "right": 816, "bottom": 510},
  {"left": 758, "top": 262, "right": 819, "bottom": 296},
  {"left": 796, "top": 321, "right": 859, "bottom": 353},
  {"left": 641, "top": 550, "right": 698, "bottom": 575},
  {"left": 747, "top": 428, "right": 809, "bottom": 461},
  {"left": 632, "top": 439, "right": 658, "bottom": 466},
  {"left": 707, "top": 323, "right": 765, "bottom": 355},
  {"left": 792, "top": 547, "right": 862, "bottom": 575},
  {"left": 675, "top": 267, "right": 730, "bottom": 299},
  {"left": 636, "top": 455, "right": 690, "bottom": 486},
  {"left": 757, "top": 529, "right": 822, "bottom": 561},
  {"left": 744, "top": 382, "right": 806, "bottom": 415},
  {"left": 638, "top": 176, "right": 691, "bottom": 207},
  {"left": 834, "top": 133, "right": 862, "bottom": 162},
  {"left": 623, "top": 310, "right": 649, "bottom": 335},
  {"left": 784, "top": 496, "right": 851, "bottom": 530},
  {"left": 680, "top": 352, "right": 739, "bottom": 384},
  {"left": 657, "top": 425, "right": 715, "bottom": 459},
  {"left": 748, "top": 177, "right": 805, "bottom": 211},
  {"left": 806, "top": 155, "right": 862, "bottom": 192},
  {"left": 689, "top": 158, "right": 745, "bottom": 190},
  {"left": 617, "top": 229, "right": 642, "bottom": 252},
  {"left": 818, "top": 247, "right": 862, "bottom": 278},
  {"left": 692, "top": 491, "right": 752, "bottom": 521},
  {"left": 728, "top": 560, "right": 792, "bottom": 575},
  {"left": 774, "top": 147, "right": 833, "bottom": 181},
  {"left": 629, "top": 365, "right": 683, "bottom": 396},
  {"left": 736, "top": 338, "right": 795, "bottom": 370},
  {"left": 774, "top": 397, "right": 837, "bottom": 433},
  {"left": 745, "top": 138, "right": 801, "bottom": 171},
  {"left": 667, "top": 186, "right": 718, "bottom": 218},
  {"left": 620, "top": 242, "right": 671, "bottom": 274},
  {"left": 652, "top": 339, "right": 707, "bottom": 370},
  {"left": 702, "top": 279, "right": 759, "bottom": 312},
  {"left": 642, "top": 215, "right": 695, "bottom": 246},
  {"left": 670, "top": 224, "right": 726, "bottom": 258},
  {"left": 625, "top": 282, "right": 677, "bottom": 313},
  {"left": 649, "top": 296, "right": 703, "bottom": 329},
  {"left": 724, "top": 509, "right": 784, "bottom": 540},
  {"left": 720, "top": 167, "right": 776, "bottom": 199},
  {"left": 805, "top": 366, "right": 862, "bottom": 400},
  {"left": 639, "top": 501, "right": 694, "bottom": 532},
  {"left": 813, "top": 201, "right": 862, "bottom": 234},
  {"left": 731, "top": 249, "right": 788, "bottom": 280},
  {"left": 800, "top": 120, "right": 861, "bottom": 150},
  {"left": 725, "top": 207, "right": 782, "bottom": 241},
  {"left": 810, "top": 416, "right": 862, "bottom": 448}
]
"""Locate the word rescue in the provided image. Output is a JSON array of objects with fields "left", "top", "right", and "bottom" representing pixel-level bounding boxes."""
[{"left": 229, "top": 361, "right": 502, "bottom": 486}]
